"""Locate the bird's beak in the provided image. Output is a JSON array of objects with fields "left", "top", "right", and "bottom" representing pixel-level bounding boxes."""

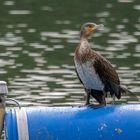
[{"left": 94, "top": 24, "right": 104, "bottom": 31}]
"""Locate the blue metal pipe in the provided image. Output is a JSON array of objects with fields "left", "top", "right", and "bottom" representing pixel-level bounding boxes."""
[{"left": 4, "top": 105, "right": 140, "bottom": 140}]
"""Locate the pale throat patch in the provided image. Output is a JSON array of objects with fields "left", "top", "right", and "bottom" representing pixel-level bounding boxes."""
[{"left": 79, "top": 40, "right": 90, "bottom": 54}]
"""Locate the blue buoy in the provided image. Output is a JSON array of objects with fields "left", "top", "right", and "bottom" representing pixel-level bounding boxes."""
[{"left": 4, "top": 105, "right": 140, "bottom": 140}]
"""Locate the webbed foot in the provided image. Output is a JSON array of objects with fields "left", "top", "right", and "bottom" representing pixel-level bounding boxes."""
[{"left": 87, "top": 104, "right": 106, "bottom": 109}]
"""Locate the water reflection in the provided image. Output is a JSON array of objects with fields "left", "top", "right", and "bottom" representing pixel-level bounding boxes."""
[
  {"left": 0, "top": 0, "right": 140, "bottom": 107},
  {"left": 9, "top": 10, "right": 32, "bottom": 15}
]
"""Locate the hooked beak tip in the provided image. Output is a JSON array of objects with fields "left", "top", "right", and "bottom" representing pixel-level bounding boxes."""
[{"left": 95, "top": 24, "right": 104, "bottom": 30}]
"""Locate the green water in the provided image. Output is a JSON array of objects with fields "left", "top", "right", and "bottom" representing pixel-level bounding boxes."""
[{"left": 0, "top": 0, "right": 140, "bottom": 106}]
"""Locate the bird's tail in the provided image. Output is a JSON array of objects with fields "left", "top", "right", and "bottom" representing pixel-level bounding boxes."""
[{"left": 119, "top": 85, "right": 134, "bottom": 96}]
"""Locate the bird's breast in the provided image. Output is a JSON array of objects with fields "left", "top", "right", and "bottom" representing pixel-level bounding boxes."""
[{"left": 75, "top": 60, "right": 104, "bottom": 90}]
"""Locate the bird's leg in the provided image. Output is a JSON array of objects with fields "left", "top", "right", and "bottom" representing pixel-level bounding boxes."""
[
  {"left": 112, "top": 94, "right": 115, "bottom": 104},
  {"left": 78, "top": 89, "right": 90, "bottom": 107},
  {"left": 84, "top": 89, "right": 91, "bottom": 106},
  {"left": 85, "top": 93, "right": 90, "bottom": 105},
  {"left": 84, "top": 89, "right": 106, "bottom": 109},
  {"left": 102, "top": 90, "right": 107, "bottom": 106}
]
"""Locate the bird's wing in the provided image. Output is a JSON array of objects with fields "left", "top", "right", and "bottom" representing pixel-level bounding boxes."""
[{"left": 93, "top": 52, "right": 121, "bottom": 98}]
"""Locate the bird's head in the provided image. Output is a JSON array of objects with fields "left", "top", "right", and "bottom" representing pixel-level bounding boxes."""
[{"left": 80, "top": 22, "right": 104, "bottom": 39}]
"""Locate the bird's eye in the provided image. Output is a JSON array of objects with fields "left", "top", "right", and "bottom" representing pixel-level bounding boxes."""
[{"left": 87, "top": 24, "right": 93, "bottom": 28}]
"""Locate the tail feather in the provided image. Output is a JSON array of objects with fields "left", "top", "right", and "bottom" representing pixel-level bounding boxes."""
[
  {"left": 119, "top": 85, "right": 134, "bottom": 96},
  {"left": 87, "top": 85, "right": 134, "bottom": 105}
]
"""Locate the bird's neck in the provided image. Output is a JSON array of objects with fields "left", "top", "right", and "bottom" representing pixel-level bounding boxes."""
[
  {"left": 78, "top": 38, "right": 91, "bottom": 55},
  {"left": 80, "top": 38, "right": 91, "bottom": 49},
  {"left": 80, "top": 36, "right": 89, "bottom": 41}
]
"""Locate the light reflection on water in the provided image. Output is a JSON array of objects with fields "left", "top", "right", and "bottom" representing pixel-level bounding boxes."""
[{"left": 0, "top": 0, "right": 140, "bottom": 107}]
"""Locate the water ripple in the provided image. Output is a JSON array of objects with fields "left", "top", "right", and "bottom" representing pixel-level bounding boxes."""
[
  {"left": 9, "top": 10, "right": 32, "bottom": 15},
  {"left": 0, "top": 0, "right": 139, "bottom": 107}
]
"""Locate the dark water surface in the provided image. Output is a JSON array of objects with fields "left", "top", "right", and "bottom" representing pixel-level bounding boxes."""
[{"left": 0, "top": 0, "right": 140, "bottom": 106}]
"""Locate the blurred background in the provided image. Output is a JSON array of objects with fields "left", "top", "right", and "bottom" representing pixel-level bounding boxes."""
[{"left": 0, "top": 0, "right": 140, "bottom": 106}]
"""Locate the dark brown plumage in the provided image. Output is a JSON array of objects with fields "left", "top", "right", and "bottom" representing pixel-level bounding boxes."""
[{"left": 74, "top": 22, "right": 131, "bottom": 106}]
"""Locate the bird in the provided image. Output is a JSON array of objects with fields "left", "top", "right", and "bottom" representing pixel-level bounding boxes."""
[{"left": 74, "top": 22, "right": 131, "bottom": 106}]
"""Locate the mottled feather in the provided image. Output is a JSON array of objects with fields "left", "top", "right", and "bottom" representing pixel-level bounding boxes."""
[
  {"left": 74, "top": 42, "right": 122, "bottom": 101},
  {"left": 92, "top": 51, "right": 121, "bottom": 99}
]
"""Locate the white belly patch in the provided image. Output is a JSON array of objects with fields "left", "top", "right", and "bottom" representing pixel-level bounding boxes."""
[{"left": 75, "top": 61, "right": 104, "bottom": 90}]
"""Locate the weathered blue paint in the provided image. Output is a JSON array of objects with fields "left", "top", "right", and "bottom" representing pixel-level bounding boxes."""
[{"left": 5, "top": 105, "right": 140, "bottom": 140}]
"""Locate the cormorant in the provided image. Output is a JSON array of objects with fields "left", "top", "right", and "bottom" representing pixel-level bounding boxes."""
[{"left": 74, "top": 22, "right": 131, "bottom": 106}]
